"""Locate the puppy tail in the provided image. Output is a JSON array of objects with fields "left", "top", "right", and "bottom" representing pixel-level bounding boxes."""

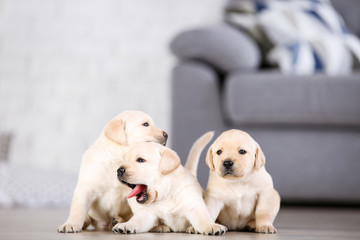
[{"left": 185, "top": 131, "right": 214, "bottom": 177}]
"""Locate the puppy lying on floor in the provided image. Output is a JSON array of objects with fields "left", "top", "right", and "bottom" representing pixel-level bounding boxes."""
[
  {"left": 204, "top": 129, "right": 280, "bottom": 234},
  {"left": 58, "top": 110, "right": 168, "bottom": 233},
  {"left": 113, "top": 132, "right": 227, "bottom": 235}
]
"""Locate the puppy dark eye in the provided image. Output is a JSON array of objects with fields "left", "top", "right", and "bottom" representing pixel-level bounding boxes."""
[
  {"left": 216, "top": 150, "right": 222, "bottom": 155},
  {"left": 136, "top": 158, "right": 146, "bottom": 163},
  {"left": 142, "top": 122, "right": 149, "bottom": 127},
  {"left": 239, "top": 149, "right": 246, "bottom": 155}
]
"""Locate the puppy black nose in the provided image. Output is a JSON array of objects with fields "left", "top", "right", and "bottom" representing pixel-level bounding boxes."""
[
  {"left": 223, "top": 160, "right": 234, "bottom": 169},
  {"left": 117, "top": 167, "right": 126, "bottom": 177},
  {"left": 163, "top": 131, "right": 168, "bottom": 139}
]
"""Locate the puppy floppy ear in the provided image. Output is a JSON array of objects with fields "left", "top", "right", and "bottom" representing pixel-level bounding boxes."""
[
  {"left": 159, "top": 148, "right": 181, "bottom": 175},
  {"left": 104, "top": 119, "right": 127, "bottom": 145},
  {"left": 255, "top": 143, "right": 266, "bottom": 170},
  {"left": 205, "top": 146, "right": 215, "bottom": 171}
]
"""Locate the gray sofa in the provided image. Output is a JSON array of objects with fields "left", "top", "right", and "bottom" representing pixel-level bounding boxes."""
[{"left": 170, "top": 0, "right": 360, "bottom": 204}]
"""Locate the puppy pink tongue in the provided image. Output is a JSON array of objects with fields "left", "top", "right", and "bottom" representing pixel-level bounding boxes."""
[{"left": 127, "top": 184, "right": 146, "bottom": 199}]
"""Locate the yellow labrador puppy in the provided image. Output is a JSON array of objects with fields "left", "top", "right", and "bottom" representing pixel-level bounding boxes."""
[
  {"left": 113, "top": 139, "right": 227, "bottom": 235},
  {"left": 58, "top": 110, "right": 168, "bottom": 233},
  {"left": 204, "top": 129, "right": 280, "bottom": 233}
]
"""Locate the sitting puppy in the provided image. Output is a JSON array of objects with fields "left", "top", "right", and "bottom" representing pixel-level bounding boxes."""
[
  {"left": 58, "top": 110, "right": 168, "bottom": 233},
  {"left": 113, "top": 138, "right": 228, "bottom": 235},
  {"left": 204, "top": 129, "right": 280, "bottom": 233}
]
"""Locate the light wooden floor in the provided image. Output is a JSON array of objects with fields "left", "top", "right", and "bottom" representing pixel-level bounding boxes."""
[{"left": 0, "top": 207, "right": 359, "bottom": 240}]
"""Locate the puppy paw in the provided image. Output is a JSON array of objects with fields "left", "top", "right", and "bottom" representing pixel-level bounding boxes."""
[
  {"left": 112, "top": 222, "right": 137, "bottom": 234},
  {"left": 186, "top": 226, "right": 198, "bottom": 234},
  {"left": 150, "top": 224, "right": 171, "bottom": 233},
  {"left": 201, "top": 224, "right": 227, "bottom": 236},
  {"left": 57, "top": 223, "right": 82, "bottom": 233},
  {"left": 255, "top": 224, "right": 277, "bottom": 234},
  {"left": 112, "top": 216, "right": 125, "bottom": 227},
  {"left": 246, "top": 220, "right": 256, "bottom": 232}
]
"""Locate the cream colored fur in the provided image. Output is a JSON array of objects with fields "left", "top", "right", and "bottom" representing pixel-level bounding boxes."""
[
  {"left": 204, "top": 129, "right": 280, "bottom": 234},
  {"left": 113, "top": 133, "right": 227, "bottom": 235},
  {"left": 57, "top": 110, "right": 167, "bottom": 233},
  {"left": 185, "top": 131, "right": 214, "bottom": 176}
]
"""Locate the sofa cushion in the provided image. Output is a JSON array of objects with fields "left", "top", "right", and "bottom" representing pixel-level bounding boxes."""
[
  {"left": 170, "top": 24, "right": 261, "bottom": 73},
  {"left": 225, "top": 0, "right": 360, "bottom": 75},
  {"left": 224, "top": 71, "right": 360, "bottom": 126}
]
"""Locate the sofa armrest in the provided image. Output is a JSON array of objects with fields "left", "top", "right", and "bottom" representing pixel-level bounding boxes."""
[{"left": 170, "top": 24, "right": 261, "bottom": 73}]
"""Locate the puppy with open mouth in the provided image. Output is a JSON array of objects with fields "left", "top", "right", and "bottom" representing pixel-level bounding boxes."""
[
  {"left": 204, "top": 129, "right": 280, "bottom": 234},
  {"left": 113, "top": 133, "right": 227, "bottom": 235},
  {"left": 57, "top": 110, "right": 168, "bottom": 233}
]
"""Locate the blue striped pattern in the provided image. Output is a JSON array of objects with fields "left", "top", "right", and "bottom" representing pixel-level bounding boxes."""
[
  {"left": 287, "top": 42, "right": 300, "bottom": 66},
  {"left": 312, "top": 47, "right": 324, "bottom": 72},
  {"left": 254, "top": 1, "right": 268, "bottom": 12},
  {"left": 304, "top": 9, "right": 331, "bottom": 31},
  {"left": 225, "top": 0, "right": 360, "bottom": 74}
]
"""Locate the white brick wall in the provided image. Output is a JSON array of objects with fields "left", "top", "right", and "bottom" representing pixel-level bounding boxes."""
[{"left": 0, "top": 0, "right": 224, "bottom": 174}]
